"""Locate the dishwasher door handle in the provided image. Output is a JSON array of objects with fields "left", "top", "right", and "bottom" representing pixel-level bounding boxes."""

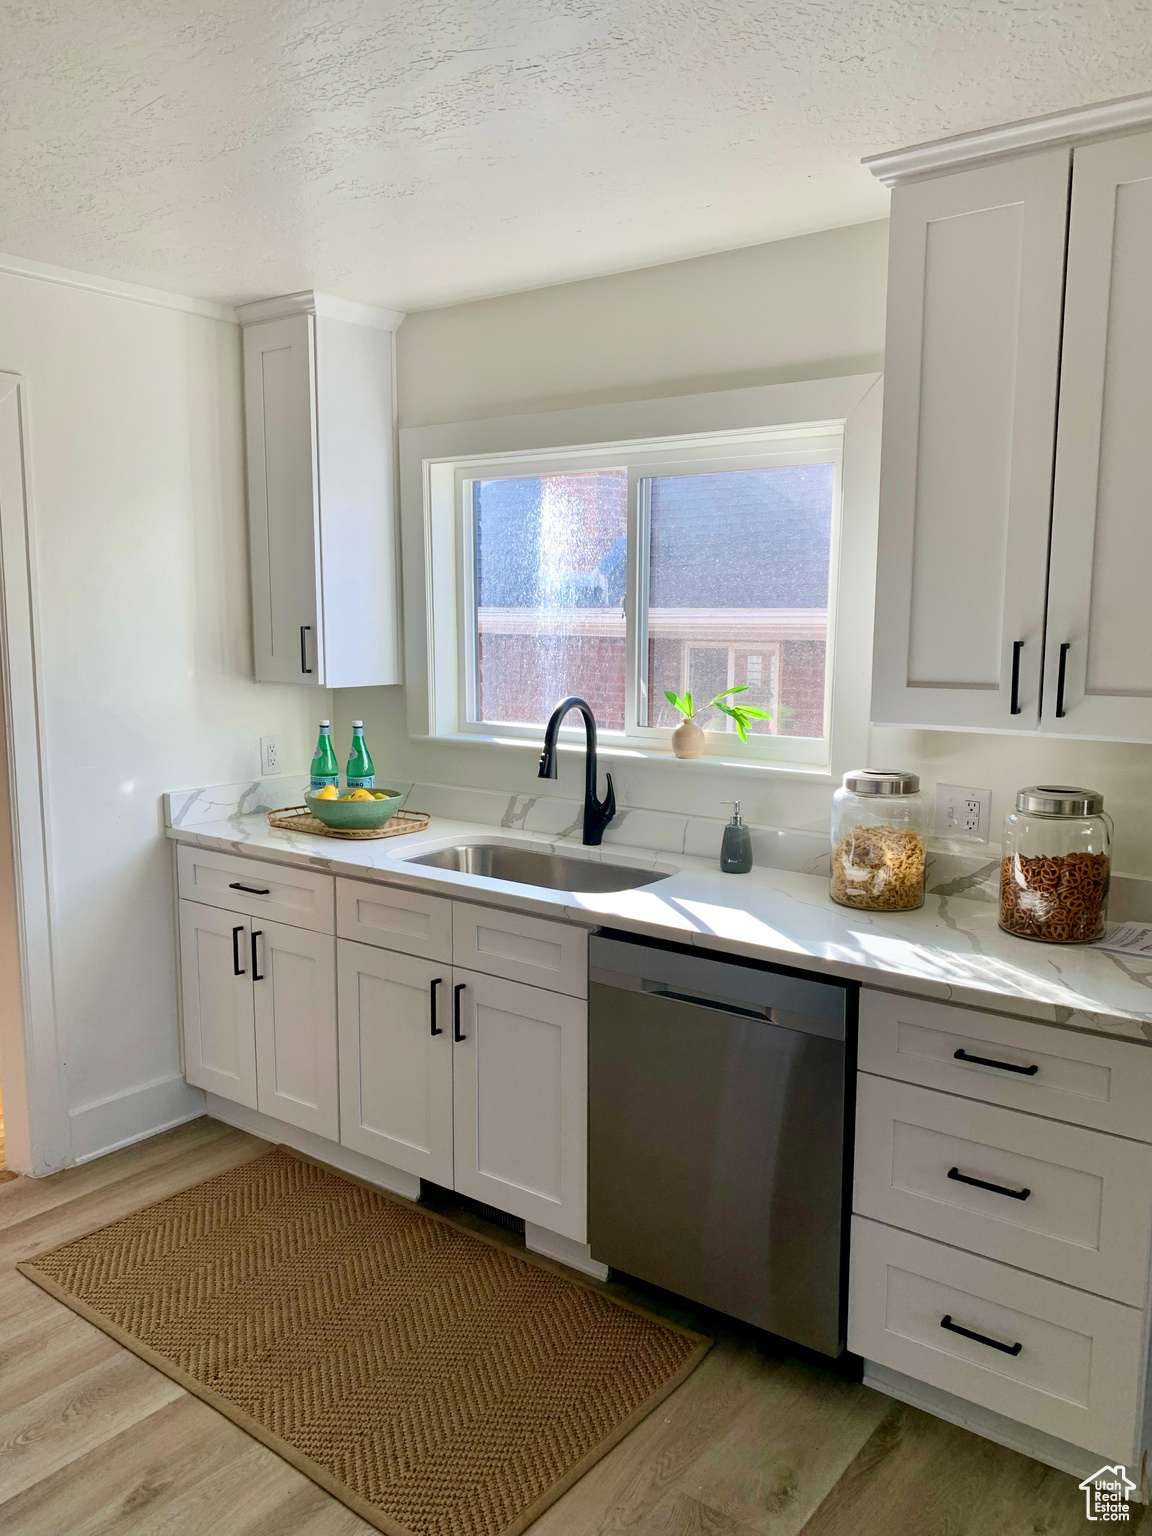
[
  {"left": 635, "top": 981, "right": 831, "bottom": 1037},
  {"left": 641, "top": 983, "right": 770, "bottom": 1021}
]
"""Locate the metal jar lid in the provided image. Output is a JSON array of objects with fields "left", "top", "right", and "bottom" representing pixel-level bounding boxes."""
[
  {"left": 842, "top": 769, "right": 921, "bottom": 796},
  {"left": 1015, "top": 784, "right": 1105, "bottom": 816}
]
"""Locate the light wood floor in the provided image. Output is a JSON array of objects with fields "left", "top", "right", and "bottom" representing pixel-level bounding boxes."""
[{"left": 0, "top": 1117, "right": 1141, "bottom": 1536}]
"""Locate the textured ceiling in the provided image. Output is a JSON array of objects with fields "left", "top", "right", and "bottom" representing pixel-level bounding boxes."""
[{"left": 2, "top": 0, "right": 1150, "bottom": 311}]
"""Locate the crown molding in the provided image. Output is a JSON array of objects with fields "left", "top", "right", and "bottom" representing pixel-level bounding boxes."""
[
  {"left": 0, "top": 252, "right": 237, "bottom": 321},
  {"left": 234, "top": 290, "right": 406, "bottom": 331},
  {"left": 864, "top": 91, "right": 1152, "bottom": 185}
]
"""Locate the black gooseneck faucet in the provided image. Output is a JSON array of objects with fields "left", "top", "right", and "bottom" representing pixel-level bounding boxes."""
[{"left": 538, "top": 696, "right": 616, "bottom": 846}]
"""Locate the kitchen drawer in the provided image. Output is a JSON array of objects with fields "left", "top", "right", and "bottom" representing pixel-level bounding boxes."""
[
  {"left": 854, "top": 1074, "right": 1152, "bottom": 1304},
  {"left": 177, "top": 845, "right": 333, "bottom": 933},
  {"left": 849, "top": 1217, "right": 1144, "bottom": 1462},
  {"left": 859, "top": 988, "right": 1152, "bottom": 1141},
  {"left": 336, "top": 877, "right": 452, "bottom": 962},
  {"left": 452, "top": 901, "right": 587, "bottom": 998}
]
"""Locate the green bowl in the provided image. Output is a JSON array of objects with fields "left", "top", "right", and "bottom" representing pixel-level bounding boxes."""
[{"left": 304, "top": 788, "right": 405, "bottom": 831}]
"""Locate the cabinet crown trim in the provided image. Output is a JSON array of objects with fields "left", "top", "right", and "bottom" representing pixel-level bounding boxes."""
[
  {"left": 235, "top": 289, "right": 406, "bottom": 332},
  {"left": 864, "top": 91, "right": 1152, "bottom": 185}
]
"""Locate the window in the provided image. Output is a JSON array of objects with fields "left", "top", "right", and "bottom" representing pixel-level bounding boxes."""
[
  {"left": 403, "top": 376, "right": 880, "bottom": 775},
  {"left": 454, "top": 434, "right": 839, "bottom": 763},
  {"left": 470, "top": 469, "right": 628, "bottom": 730}
]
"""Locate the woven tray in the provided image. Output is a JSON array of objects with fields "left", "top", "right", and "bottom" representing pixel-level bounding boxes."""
[{"left": 267, "top": 806, "right": 431, "bottom": 841}]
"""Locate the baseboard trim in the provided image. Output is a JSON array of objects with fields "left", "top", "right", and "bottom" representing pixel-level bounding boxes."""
[
  {"left": 525, "top": 1223, "right": 609, "bottom": 1281},
  {"left": 70, "top": 1075, "right": 207, "bottom": 1163},
  {"left": 204, "top": 1095, "right": 421, "bottom": 1200},
  {"left": 863, "top": 1361, "right": 1146, "bottom": 1500}
]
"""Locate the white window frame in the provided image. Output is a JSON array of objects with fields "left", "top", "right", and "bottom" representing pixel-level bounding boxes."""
[{"left": 400, "top": 375, "right": 883, "bottom": 781}]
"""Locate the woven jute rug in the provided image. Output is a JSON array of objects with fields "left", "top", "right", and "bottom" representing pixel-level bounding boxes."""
[{"left": 18, "top": 1146, "right": 710, "bottom": 1536}]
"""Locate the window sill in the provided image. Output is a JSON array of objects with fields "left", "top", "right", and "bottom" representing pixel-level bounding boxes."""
[{"left": 409, "top": 732, "right": 836, "bottom": 782}]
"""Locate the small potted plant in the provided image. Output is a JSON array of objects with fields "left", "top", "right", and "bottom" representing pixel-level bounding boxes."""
[{"left": 664, "top": 686, "right": 772, "bottom": 758}]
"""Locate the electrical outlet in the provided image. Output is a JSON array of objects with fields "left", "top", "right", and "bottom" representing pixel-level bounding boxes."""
[
  {"left": 934, "top": 783, "right": 993, "bottom": 843},
  {"left": 260, "top": 735, "right": 282, "bottom": 775}
]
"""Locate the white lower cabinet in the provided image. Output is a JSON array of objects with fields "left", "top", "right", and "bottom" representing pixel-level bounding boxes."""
[
  {"left": 854, "top": 1073, "right": 1152, "bottom": 1304},
  {"left": 849, "top": 1217, "right": 1144, "bottom": 1462},
  {"left": 179, "top": 896, "right": 337, "bottom": 1135},
  {"left": 180, "top": 900, "right": 258, "bottom": 1109},
  {"left": 452, "top": 969, "right": 588, "bottom": 1242},
  {"left": 334, "top": 940, "right": 588, "bottom": 1242},
  {"left": 337, "top": 941, "right": 453, "bottom": 1185},
  {"left": 253, "top": 919, "right": 338, "bottom": 1140}
]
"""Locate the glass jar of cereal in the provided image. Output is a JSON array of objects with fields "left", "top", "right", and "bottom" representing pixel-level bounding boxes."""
[
  {"left": 1000, "top": 786, "right": 1112, "bottom": 944},
  {"left": 830, "top": 770, "right": 928, "bottom": 912}
]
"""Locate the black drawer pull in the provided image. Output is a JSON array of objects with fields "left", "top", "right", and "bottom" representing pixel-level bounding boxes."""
[
  {"left": 430, "top": 977, "right": 443, "bottom": 1036},
  {"left": 300, "top": 624, "right": 313, "bottom": 675},
  {"left": 251, "top": 930, "right": 264, "bottom": 982},
  {"left": 1009, "top": 639, "right": 1024, "bottom": 716},
  {"left": 948, "top": 1166, "right": 1031, "bottom": 1201},
  {"left": 229, "top": 881, "right": 271, "bottom": 896},
  {"left": 954, "top": 1048, "right": 1039, "bottom": 1077},
  {"left": 453, "top": 983, "right": 466, "bottom": 1042},
  {"left": 232, "top": 924, "right": 245, "bottom": 977},
  {"left": 940, "top": 1314, "right": 1022, "bottom": 1357},
  {"left": 1055, "top": 640, "right": 1070, "bottom": 718}
]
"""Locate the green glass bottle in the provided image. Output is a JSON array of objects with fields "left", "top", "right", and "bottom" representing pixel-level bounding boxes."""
[
  {"left": 309, "top": 720, "right": 339, "bottom": 791},
  {"left": 346, "top": 720, "right": 375, "bottom": 789}
]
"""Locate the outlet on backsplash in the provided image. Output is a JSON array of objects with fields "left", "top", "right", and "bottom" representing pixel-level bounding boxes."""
[
  {"left": 260, "top": 735, "right": 282, "bottom": 775},
  {"left": 933, "top": 783, "right": 992, "bottom": 843}
]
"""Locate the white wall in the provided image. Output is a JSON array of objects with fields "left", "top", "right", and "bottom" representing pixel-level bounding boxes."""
[
  {"left": 0, "top": 269, "right": 328, "bottom": 1165},
  {"left": 340, "top": 216, "right": 1152, "bottom": 878}
]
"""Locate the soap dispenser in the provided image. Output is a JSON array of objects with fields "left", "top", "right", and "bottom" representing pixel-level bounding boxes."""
[{"left": 720, "top": 801, "right": 753, "bottom": 874}]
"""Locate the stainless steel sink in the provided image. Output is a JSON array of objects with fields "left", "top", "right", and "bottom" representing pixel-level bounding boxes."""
[{"left": 403, "top": 842, "right": 670, "bottom": 893}]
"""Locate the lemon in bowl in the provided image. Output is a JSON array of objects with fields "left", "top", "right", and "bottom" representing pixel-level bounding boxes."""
[{"left": 304, "top": 786, "right": 406, "bottom": 831}]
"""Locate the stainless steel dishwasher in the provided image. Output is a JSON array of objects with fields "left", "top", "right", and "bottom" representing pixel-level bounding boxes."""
[{"left": 589, "top": 932, "right": 854, "bottom": 1357}]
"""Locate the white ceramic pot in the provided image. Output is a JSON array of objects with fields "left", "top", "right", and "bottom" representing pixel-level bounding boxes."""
[{"left": 671, "top": 719, "right": 706, "bottom": 759}]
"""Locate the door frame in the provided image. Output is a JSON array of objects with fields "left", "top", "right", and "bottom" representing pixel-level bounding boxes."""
[{"left": 0, "top": 373, "right": 70, "bottom": 1174}]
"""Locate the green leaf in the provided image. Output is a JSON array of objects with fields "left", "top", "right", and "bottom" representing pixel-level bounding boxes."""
[
  {"left": 708, "top": 685, "right": 749, "bottom": 705},
  {"left": 663, "top": 689, "right": 692, "bottom": 718},
  {"left": 684, "top": 691, "right": 693, "bottom": 717},
  {"left": 739, "top": 706, "right": 772, "bottom": 720}
]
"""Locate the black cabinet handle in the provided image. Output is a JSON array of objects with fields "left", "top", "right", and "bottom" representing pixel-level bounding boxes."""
[
  {"left": 453, "top": 982, "right": 466, "bottom": 1042},
  {"left": 232, "top": 924, "right": 245, "bottom": 977},
  {"left": 1009, "top": 639, "right": 1023, "bottom": 715},
  {"left": 229, "top": 881, "right": 271, "bottom": 896},
  {"left": 1055, "top": 641, "right": 1070, "bottom": 718},
  {"left": 940, "top": 1314, "right": 1022, "bottom": 1357},
  {"left": 948, "top": 1166, "right": 1031, "bottom": 1201},
  {"left": 954, "top": 1047, "right": 1038, "bottom": 1077},
  {"left": 300, "top": 625, "right": 313, "bottom": 675},
  {"left": 251, "top": 930, "right": 264, "bottom": 982},
  {"left": 430, "top": 977, "right": 443, "bottom": 1036}
]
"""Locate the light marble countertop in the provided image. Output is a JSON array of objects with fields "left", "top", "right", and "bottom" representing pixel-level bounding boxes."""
[{"left": 166, "top": 809, "right": 1152, "bottom": 1045}]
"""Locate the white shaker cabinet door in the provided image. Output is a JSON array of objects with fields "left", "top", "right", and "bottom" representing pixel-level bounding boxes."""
[
  {"left": 452, "top": 970, "right": 588, "bottom": 1242},
  {"left": 252, "top": 919, "right": 338, "bottom": 1140},
  {"left": 336, "top": 941, "right": 454, "bottom": 1185},
  {"left": 243, "top": 313, "right": 323, "bottom": 685},
  {"left": 179, "top": 900, "right": 257, "bottom": 1109},
  {"left": 872, "top": 150, "right": 1069, "bottom": 731},
  {"left": 1044, "top": 130, "right": 1152, "bottom": 741}
]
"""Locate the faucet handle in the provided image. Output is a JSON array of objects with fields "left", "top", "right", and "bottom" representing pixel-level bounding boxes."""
[{"left": 601, "top": 771, "right": 616, "bottom": 822}]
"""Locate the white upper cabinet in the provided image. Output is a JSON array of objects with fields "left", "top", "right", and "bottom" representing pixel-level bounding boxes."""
[
  {"left": 872, "top": 106, "right": 1152, "bottom": 742},
  {"left": 238, "top": 291, "right": 404, "bottom": 689},
  {"left": 872, "top": 151, "right": 1070, "bottom": 731},
  {"left": 1044, "top": 131, "right": 1152, "bottom": 740}
]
